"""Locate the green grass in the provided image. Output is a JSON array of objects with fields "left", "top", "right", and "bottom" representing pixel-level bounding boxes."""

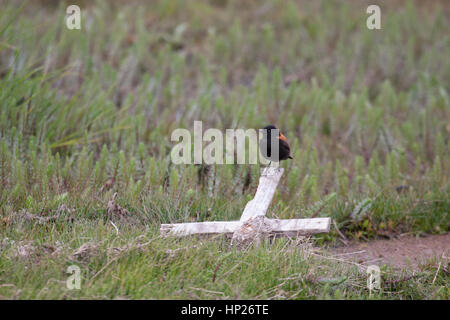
[
  {"left": 0, "top": 0, "right": 449, "bottom": 299},
  {"left": 1, "top": 225, "right": 448, "bottom": 299}
]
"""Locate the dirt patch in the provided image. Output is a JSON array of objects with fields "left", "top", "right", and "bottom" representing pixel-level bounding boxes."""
[{"left": 329, "top": 233, "right": 449, "bottom": 270}]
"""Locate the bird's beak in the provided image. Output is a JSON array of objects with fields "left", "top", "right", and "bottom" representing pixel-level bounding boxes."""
[{"left": 279, "top": 133, "right": 287, "bottom": 142}]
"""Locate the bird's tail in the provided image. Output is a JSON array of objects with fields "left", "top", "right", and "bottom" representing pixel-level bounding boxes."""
[{"left": 288, "top": 156, "right": 293, "bottom": 159}]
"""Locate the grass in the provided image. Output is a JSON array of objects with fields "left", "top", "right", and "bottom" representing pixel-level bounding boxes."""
[
  {"left": 1, "top": 226, "right": 448, "bottom": 299},
  {"left": 0, "top": 0, "right": 449, "bottom": 299}
]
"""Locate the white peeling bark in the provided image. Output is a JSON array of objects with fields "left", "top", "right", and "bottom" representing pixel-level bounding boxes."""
[
  {"left": 160, "top": 217, "right": 331, "bottom": 237},
  {"left": 231, "top": 167, "right": 284, "bottom": 248},
  {"left": 239, "top": 167, "right": 284, "bottom": 221},
  {"left": 161, "top": 220, "right": 241, "bottom": 237},
  {"left": 159, "top": 166, "right": 331, "bottom": 248}
]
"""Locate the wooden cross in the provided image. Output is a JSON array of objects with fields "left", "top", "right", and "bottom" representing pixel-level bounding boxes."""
[{"left": 160, "top": 167, "right": 331, "bottom": 248}]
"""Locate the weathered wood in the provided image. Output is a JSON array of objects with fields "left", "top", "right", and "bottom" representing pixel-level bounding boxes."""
[
  {"left": 239, "top": 167, "right": 284, "bottom": 221},
  {"left": 231, "top": 167, "right": 284, "bottom": 248},
  {"left": 270, "top": 217, "right": 331, "bottom": 234},
  {"left": 159, "top": 166, "right": 332, "bottom": 247},
  {"left": 160, "top": 217, "right": 331, "bottom": 237},
  {"left": 231, "top": 216, "right": 273, "bottom": 249},
  {"left": 161, "top": 221, "right": 241, "bottom": 237}
]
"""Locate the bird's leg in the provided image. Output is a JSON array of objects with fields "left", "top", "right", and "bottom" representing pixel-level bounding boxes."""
[
  {"left": 262, "top": 161, "right": 272, "bottom": 177},
  {"left": 268, "top": 160, "right": 281, "bottom": 173},
  {"left": 267, "top": 161, "right": 281, "bottom": 176}
]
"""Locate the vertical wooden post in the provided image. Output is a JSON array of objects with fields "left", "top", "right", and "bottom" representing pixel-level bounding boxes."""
[{"left": 231, "top": 167, "right": 284, "bottom": 249}]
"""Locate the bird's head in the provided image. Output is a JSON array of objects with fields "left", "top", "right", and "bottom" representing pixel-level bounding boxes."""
[{"left": 263, "top": 125, "right": 287, "bottom": 142}]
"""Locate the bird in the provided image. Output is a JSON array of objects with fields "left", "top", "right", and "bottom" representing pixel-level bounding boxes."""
[{"left": 260, "top": 125, "right": 293, "bottom": 164}]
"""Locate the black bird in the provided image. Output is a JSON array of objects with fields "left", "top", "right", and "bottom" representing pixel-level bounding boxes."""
[{"left": 260, "top": 125, "right": 293, "bottom": 163}]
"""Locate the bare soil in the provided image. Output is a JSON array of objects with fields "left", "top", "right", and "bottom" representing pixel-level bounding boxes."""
[{"left": 329, "top": 233, "right": 449, "bottom": 270}]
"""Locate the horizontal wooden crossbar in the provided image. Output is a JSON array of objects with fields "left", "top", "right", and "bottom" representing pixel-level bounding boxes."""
[{"left": 160, "top": 217, "right": 331, "bottom": 237}]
